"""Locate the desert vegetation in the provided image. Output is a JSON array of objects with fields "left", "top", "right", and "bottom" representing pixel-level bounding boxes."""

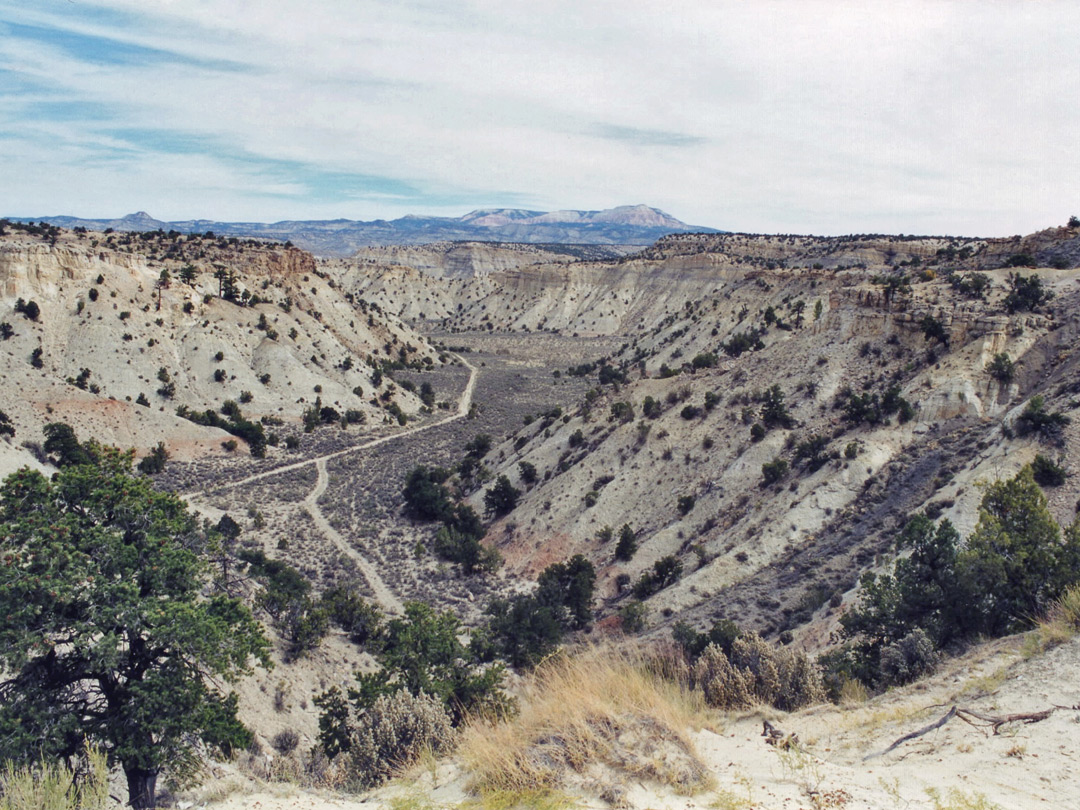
[
  {"left": 0, "top": 445, "right": 270, "bottom": 809},
  {"left": 3, "top": 219, "right": 1080, "bottom": 809},
  {"left": 822, "top": 464, "right": 1080, "bottom": 694}
]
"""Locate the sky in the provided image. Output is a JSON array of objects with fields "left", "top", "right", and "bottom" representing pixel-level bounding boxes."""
[{"left": 2, "top": 1, "right": 1079, "bottom": 236}]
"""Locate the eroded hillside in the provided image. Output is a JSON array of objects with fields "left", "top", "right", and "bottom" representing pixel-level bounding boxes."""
[
  {"left": 3, "top": 220, "right": 1080, "bottom": 810},
  {"left": 0, "top": 223, "right": 440, "bottom": 475},
  {"left": 325, "top": 226, "right": 1080, "bottom": 646}
]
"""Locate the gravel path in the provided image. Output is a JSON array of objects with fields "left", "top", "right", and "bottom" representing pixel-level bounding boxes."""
[
  {"left": 304, "top": 457, "right": 404, "bottom": 614},
  {"left": 185, "top": 355, "right": 477, "bottom": 612}
]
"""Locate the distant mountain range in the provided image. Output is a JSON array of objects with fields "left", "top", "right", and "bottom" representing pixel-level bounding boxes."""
[{"left": 12, "top": 205, "right": 719, "bottom": 257}]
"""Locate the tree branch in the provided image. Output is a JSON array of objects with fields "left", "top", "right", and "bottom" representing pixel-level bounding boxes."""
[{"left": 865, "top": 703, "right": 1077, "bottom": 760}]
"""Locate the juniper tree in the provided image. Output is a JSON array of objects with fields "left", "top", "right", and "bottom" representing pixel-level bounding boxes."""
[{"left": 0, "top": 450, "right": 270, "bottom": 808}]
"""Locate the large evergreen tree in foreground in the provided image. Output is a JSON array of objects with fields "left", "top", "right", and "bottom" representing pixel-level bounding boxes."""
[{"left": 0, "top": 447, "right": 271, "bottom": 809}]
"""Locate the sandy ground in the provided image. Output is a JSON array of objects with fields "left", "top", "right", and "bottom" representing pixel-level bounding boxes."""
[{"left": 195, "top": 633, "right": 1080, "bottom": 810}]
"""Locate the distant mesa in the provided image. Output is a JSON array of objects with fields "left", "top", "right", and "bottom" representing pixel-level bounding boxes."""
[{"left": 12, "top": 205, "right": 721, "bottom": 257}]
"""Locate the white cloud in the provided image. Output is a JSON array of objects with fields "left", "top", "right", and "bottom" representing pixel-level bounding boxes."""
[{"left": 2, "top": 0, "right": 1079, "bottom": 234}]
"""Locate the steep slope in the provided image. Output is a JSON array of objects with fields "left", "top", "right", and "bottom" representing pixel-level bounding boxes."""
[
  {"left": 338, "top": 226, "right": 1080, "bottom": 338},
  {"left": 326, "top": 224, "right": 1080, "bottom": 645},
  {"left": 0, "top": 224, "right": 439, "bottom": 472}
]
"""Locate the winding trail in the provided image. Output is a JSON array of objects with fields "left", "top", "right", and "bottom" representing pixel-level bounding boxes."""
[
  {"left": 196, "top": 355, "right": 477, "bottom": 493},
  {"left": 188, "top": 355, "right": 478, "bottom": 614},
  {"left": 304, "top": 457, "right": 405, "bottom": 614}
]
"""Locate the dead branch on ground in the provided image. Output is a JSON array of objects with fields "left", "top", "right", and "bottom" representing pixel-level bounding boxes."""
[{"left": 863, "top": 703, "right": 1077, "bottom": 761}]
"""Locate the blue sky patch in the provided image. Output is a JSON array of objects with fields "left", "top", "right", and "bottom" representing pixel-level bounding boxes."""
[{"left": 3, "top": 21, "right": 249, "bottom": 72}]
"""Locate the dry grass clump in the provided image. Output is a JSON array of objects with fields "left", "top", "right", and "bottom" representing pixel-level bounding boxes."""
[
  {"left": 460, "top": 644, "right": 711, "bottom": 799},
  {"left": 1032, "top": 583, "right": 1080, "bottom": 650},
  {"left": 458, "top": 789, "right": 578, "bottom": 810},
  {"left": 0, "top": 747, "right": 109, "bottom": 810},
  {"left": 691, "top": 633, "right": 824, "bottom": 711}
]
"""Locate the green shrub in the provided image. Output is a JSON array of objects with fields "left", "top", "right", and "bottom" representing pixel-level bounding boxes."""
[
  {"left": 919, "top": 314, "right": 948, "bottom": 344},
  {"left": 598, "top": 364, "right": 627, "bottom": 385},
  {"left": 610, "top": 401, "right": 634, "bottom": 423},
  {"left": 642, "top": 396, "right": 662, "bottom": 418},
  {"left": 1032, "top": 454, "right": 1067, "bottom": 486},
  {"left": 137, "top": 441, "right": 169, "bottom": 475},
  {"left": 1015, "top": 395, "right": 1070, "bottom": 443},
  {"left": 13, "top": 298, "right": 39, "bottom": 321},
  {"left": 794, "top": 434, "right": 829, "bottom": 472},
  {"left": 321, "top": 586, "right": 382, "bottom": 647},
  {"left": 1004, "top": 272, "right": 1053, "bottom": 312},
  {"left": 721, "top": 328, "right": 765, "bottom": 357},
  {"left": 348, "top": 602, "right": 507, "bottom": 724},
  {"left": 837, "top": 384, "right": 914, "bottom": 426},
  {"left": 385, "top": 402, "right": 407, "bottom": 425},
  {"left": 434, "top": 522, "right": 500, "bottom": 575},
  {"left": 342, "top": 689, "right": 455, "bottom": 789},
  {"left": 761, "top": 457, "right": 789, "bottom": 485},
  {"left": 1005, "top": 252, "right": 1036, "bottom": 268},
  {"left": 877, "top": 629, "right": 939, "bottom": 687},
  {"left": 177, "top": 400, "right": 267, "bottom": 457},
  {"left": 949, "top": 271, "right": 991, "bottom": 298},
  {"left": 760, "top": 384, "right": 793, "bottom": 429},
  {"left": 677, "top": 494, "right": 696, "bottom": 515},
  {"left": 484, "top": 475, "right": 521, "bottom": 518},
  {"left": 42, "top": 422, "right": 96, "bottom": 467},
  {"left": 536, "top": 555, "right": 596, "bottom": 632},
  {"left": 459, "top": 435, "right": 492, "bottom": 480},
  {"left": 619, "top": 601, "right": 648, "bottom": 632},
  {"left": 672, "top": 618, "right": 741, "bottom": 661},
  {"left": 987, "top": 352, "right": 1015, "bottom": 382},
  {"left": 691, "top": 352, "right": 718, "bottom": 369},
  {"left": 632, "top": 555, "right": 682, "bottom": 599},
  {"left": 473, "top": 595, "right": 563, "bottom": 669},
  {"left": 402, "top": 465, "right": 454, "bottom": 522},
  {"left": 518, "top": 460, "right": 538, "bottom": 485},
  {"left": 614, "top": 524, "right": 638, "bottom": 561},
  {"left": 680, "top": 404, "right": 701, "bottom": 420},
  {"left": 839, "top": 466, "right": 1080, "bottom": 688}
]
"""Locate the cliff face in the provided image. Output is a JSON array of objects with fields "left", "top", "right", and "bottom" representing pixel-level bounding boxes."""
[
  {"left": 345, "top": 242, "right": 585, "bottom": 279},
  {"left": 333, "top": 228, "right": 1080, "bottom": 340},
  {"left": 0, "top": 235, "right": 317, "bottom": 297}
]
